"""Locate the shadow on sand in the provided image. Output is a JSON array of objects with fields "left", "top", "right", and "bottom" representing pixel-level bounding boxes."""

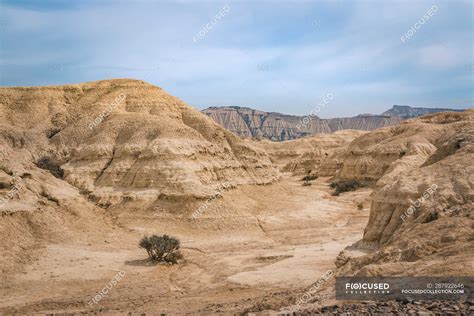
[{"left": 125, "top": 258, "right": 160, "bottom": 267}]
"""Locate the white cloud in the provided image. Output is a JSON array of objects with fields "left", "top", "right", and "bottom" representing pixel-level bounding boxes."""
[{"left": 417, "top": 44, "right": 467, "bottom": 69}]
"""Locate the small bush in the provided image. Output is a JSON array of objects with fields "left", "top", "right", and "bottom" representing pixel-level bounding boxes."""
[
  {"left": 139, "top": 234, "right": 183, "bottom": 264},
  {"left": 423, "top": 212, "right": 438, "bottom": 223},
  {"left": 330, "top": 180, "right": 361, "bottom": 196},
  {"left": 21, "top": 172, "right": 33, "bottom": 179},
  {"left": 302, "top": 174, "right": 318, "bottom": 181},
  {"left": 36, "top": 156, "right": 63, "bottom": 178},
  {"left": 47, "top": 127, "right": 61, "bottom": 139}
]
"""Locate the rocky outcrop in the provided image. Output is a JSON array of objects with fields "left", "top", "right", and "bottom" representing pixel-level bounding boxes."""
[
  {"left": 382, "top": 105, "right": 465, "bottom": 119},
  {"left": 202, "top": 106, "right": 402, "bottom": 141},
  {"left": 203, "top": 105, "right": 467, "bottom": 142},
  {"left": 333, "top": 110, "right": 474, "bottom": 276},
  {"left": 254, "top": 130, "right": 367, "bottom": 175},
  {"left": 362, "top": 111, "right": 473, "bottom": 244}
]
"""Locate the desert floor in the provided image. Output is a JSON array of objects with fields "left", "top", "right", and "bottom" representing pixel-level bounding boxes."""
[{"left": 0, "top": 175, "right": 372, "bottom": 315}]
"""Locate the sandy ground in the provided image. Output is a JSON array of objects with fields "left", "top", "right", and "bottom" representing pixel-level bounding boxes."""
[{"left": 0, "top": 175, "right": 372, "bottom": 315}]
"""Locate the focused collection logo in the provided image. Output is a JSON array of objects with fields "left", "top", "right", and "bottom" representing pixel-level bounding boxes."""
[
  {"left": 336, "top": 277, "right": 472, "bottom": 301},
  {"left": 345, "top": 282, "right": 390, "bottom": 294}
]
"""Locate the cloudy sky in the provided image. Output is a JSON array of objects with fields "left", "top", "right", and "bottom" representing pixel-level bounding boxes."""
[{"left": 0, "top": 0, "right": 472, "bottom": 117}]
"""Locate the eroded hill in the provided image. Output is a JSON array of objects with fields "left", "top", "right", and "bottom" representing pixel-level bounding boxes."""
[
  {"left": 0, "top": 79, "right": 278, "bottom": 275},
  {"left": 284, "top": 110, "right": 473, "bottom": 280},
  {"left": 0, "top": 80, "right": 472, "bottom": 314}
]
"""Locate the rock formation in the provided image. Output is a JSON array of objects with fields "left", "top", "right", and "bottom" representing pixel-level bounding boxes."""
[
  {"left": 202, "top": 106, "right": 401, "bottom": 141},
  {"left": 332, "top": 110, "right": 474, "bottom": 276},
  {"left": 202, "top": 105, "right": 466, "bottom": 141},
  {"left": 0, "top": 80, "right": 278, "bottom": 205},
  {"left": 254, "top": 130, "right": 367, "bottom": 175},
  {"left": 382, "top": 104, "right": 465, "bottom": 119},
  {"left": 0, "top": 79, "right": 279, "bottom": 272},
  {"left": 0, "top": 79, "right": 471, "bottom": 313}
]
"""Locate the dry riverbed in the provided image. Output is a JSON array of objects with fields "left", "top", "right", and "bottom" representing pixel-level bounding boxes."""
[{"left": 0, "top": 176, "right": 372, "bottom": 315}]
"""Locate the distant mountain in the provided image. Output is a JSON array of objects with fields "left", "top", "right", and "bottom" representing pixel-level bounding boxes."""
[
  {"left": 202, "top": 105, "right": 466, "bottom": 141},
  {"left": 382, "top": 105, "right": 465, "bottom": 119},
  {"left": 202, "top": 106, "right": 401, "bottom": 141}
]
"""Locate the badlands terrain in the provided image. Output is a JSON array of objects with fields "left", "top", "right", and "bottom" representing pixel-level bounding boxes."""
[
  {"left": 202, "top": 105, "right": 464, "bottom": 141},
  {"left": 0, "top": 79, "right": 473, "bottom": 314}
]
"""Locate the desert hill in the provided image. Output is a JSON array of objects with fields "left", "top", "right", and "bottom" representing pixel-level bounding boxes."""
[
  {"left": 284, "top": 109, "right": 474, "bottom": 279},
  {"left": 0, "top": 80, "right": 472, "bottom": 314},
  {"left": 337, "top": 110, "right": 474, "bottom": 276},
  {"left": 234, "top": 110, "right": 473, "bottom": 314},
  {"left": 254, "top": 129, "right": 367, "bottom": 175},
  {"left": 0, "top": 79, "right": 277, "bottom": 202},
  {"left": 0, "top": 79, "right": 278, "bottom": 275}
]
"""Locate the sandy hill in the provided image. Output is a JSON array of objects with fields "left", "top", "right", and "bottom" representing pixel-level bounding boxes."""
[
  {"left": 249, "top": 110, "right": 473, "bottom": 313},
  {"left": 259, "top": 109, "right": 473, "bottom": 276},
  {"left": 0, "top": 79, "right": 277, "bottom": 200},
  {"left": 327, "top": 110, "right": 474, "bottom": 276},
  {"left": 0, "top": 80, "right": 472, "bottom": 314},
  {"left": 0, "top": 79, "right": 278, "bottom": 272},
  {"left": 254, "top": 129, "right": 367, "bottom": 175}
]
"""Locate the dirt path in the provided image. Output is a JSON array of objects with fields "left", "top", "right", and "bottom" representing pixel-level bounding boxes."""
[{"left": 0, "top": 176, "right": 371, "bottom": 315}]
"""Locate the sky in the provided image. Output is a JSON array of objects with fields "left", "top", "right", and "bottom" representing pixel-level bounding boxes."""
[{"left": 0, "top": 0, "right": 472, "bottom": 118}]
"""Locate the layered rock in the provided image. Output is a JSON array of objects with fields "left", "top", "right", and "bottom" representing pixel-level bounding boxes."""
[
  {"left": 202, "top": 106, "right": 401, "bottom": 141},
  {"left": 0, "top": 79, "right": 281, "bottom": 272},
  {"left": 254, "top": 130, "right": 367, "bottom": 175},
  {"left": 362, "top": 111, "right": 473, "bottom": 244},
  {"left": 203, "top": 105, "right": 467, "bottom": 142},
  {"left": 0, "top": 79, "right": 278, "bottom": 207},
  {"left": 382, "top": 104, "right": 465, "bottom": 119},
  {"left": 335, "top": 122, "right": 442, "bottom": 184},
  {"left": 334, "top": 110, "right": 474, "bottom": 276}
]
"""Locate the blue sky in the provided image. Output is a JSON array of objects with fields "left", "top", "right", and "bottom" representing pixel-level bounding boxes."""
[{"left": 0, "top": 0, "right": 472, "bottom": 117}]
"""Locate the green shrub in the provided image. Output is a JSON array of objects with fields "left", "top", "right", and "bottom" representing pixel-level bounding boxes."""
[
  {"left": 139, "top": 234, "right": 183, "bottom": 264},
  {"left": 302, "top": 174, "right": 318, "bottom": 181},
  {"left": 330, "top": 180, "right": 361, "bottom": 196},
  {"left": 36, "top": 156, "right": 63, "bottom": 178}
]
